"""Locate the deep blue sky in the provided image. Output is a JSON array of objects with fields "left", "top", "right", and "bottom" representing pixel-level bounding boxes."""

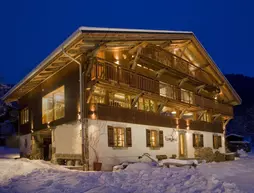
[{"left": 1, "top": 0, "right": 254, "bottom": 84}]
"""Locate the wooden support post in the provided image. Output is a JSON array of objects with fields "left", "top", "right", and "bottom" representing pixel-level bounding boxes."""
[
  {"left": 178, "top": 77, "right": 188, "bottom": 87},
  {"left": 131, "top": 92, "right": 144, "bottom": 108}
]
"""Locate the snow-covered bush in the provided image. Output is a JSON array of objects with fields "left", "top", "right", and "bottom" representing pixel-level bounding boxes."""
[
  {"left": 194, "top": 147, "right": 214, "bottom": 162},
  {"left": 236, "top": 149, "right": 248, "bottom": 158}
]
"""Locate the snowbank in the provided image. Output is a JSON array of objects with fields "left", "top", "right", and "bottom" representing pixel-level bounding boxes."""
[
  {"left": 0, "top": 158, "right": 247, "bottom": 193},
  {"left": 237, "top": 149, "right": 248, "bottom": 157}
]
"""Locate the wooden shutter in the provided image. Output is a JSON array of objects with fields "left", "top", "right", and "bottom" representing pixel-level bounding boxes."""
[
  {"left": 192, "top": 134, "right": 196, "bottom": 147},
  {"left": 200, "top": 134, "right": 204, "bottom": 147},
  {"left": 218, "top": 136, "right": 222, "bottom": 148},
  {"left": 108, "top": 126, "right": 114, "bottom": 147},
  {"left": 146, "top": 129, "right": 151, "bottom": 147},
  {"left": 159, "top": 130, "right": 164, "bottom": 147},
  {"left": 126, "top": 127, "right": 132, "bottom": 147},
  {"left": 213, "top": 135, "right": 216, "bottom": 149}
]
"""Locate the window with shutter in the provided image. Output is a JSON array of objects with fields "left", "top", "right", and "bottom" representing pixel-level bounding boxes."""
[
  {"left": 159, "top": 130, "right": 164, "bottom": 147},
  {"left": 126, "top": 127, "right": 132, "bottom": 147},
  {"left": 107, "top": 126, "right": 114, "bottom": 147},
  {"left": 146, "top": 129, "right": 151, "bottom": 147},
  {"left": 193, "top": 133, "right": 204, "bottom": 148},
  {"left": 213, "top": 135, "right": 222, "bottom": 149},
  {"left": 108, "top": 126, "right": 132, "bottom": 148}
]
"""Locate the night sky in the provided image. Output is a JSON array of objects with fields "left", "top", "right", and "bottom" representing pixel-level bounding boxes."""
[{"left": 1, "top": 0, "right": 254, "bottom": 84}]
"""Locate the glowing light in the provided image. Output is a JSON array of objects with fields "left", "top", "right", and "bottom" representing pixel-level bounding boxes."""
[
  {"left": 115, "top": 60, "right": 119, "bottom": 65},
  {"left": 171, "top": 111, "right": 176, "bottom": 115}
]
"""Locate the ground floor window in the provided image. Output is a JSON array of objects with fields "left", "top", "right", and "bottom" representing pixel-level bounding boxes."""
[
  {"left": 107, "top": 126, "right": 132, "bottom": 148},
  {"left": 193, "top": 133, "right": 204, "bottom": 148},
  {"left": 213, "top": 135, "right": 222, "bottom": 149},
  {"left": 146, "top": 129, "right": 164, "bottom": 148}
]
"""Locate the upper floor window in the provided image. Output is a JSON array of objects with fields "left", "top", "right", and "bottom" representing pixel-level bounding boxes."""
[
  {"left": 137, "top": 97, "right": 156, "bottom": 112},
  {"left": 109, "top": 92, "right": 131, "bottom": 108},
  {"left": 193, "top": 133, "right": 204, "bottom": 148},
  {"left": 21, "top": 107, "right": 29, "bottom": 124},
  {"left": 213, "top": 135, "right": 222, "bottom": 149},
  {"left": 42, "top": 86, "right": 65, "bottom": 124},
  {"left": 91, "top": 86, "right": 105, "bottom": 104},
  {"left": 107, "top": 126, "right": 132, "bottom": 148},
  {"left": 181, "top": 89, "right": 193, "bottom": 104},
  {"left": 200, "top": 112, "right": 210, "bottom": 122},
  {"left": 160, "top": 83, "right": 177, "bottom": 100}
]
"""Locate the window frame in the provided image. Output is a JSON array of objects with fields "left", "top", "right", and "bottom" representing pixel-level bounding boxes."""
[
  {"left": 213, "top": 135, "right": 222, "bottom": 149},
  {"left": 108, "top": 126, "right": 132, "bottom": 148},
  {"left": 193, "top": 133, "right": 204, "bottom": 148},
  {"left": 42, "top": 86, "right": 65, "bottom": 124}
]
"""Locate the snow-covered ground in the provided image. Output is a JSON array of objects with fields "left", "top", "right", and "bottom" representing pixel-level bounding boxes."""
[{"left": 1, "top": 154, "right": 254, "bottom": 192}]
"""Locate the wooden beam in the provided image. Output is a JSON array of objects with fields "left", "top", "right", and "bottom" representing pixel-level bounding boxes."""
[
  {"left": 160, "top": 41, "right": 172, "bottom": 49},
  {"left": 195, "top": 84, "right": 206, "bottom": 94},
  {"left": 212, "top": 114, "right": 221, "bottom": 122},
  {"left": 128, "top": 42, "right": 148, "bottom": 55},
  {"left": 178, "top": 77, "right": 189, "bottom": 87},
  {"left": 130, "top": 47, "right": 142, "bottom": 70},
  {"left": 198, "top": 110, "right": 207, "bottom": 120},
  {"left": 155, "top": 68, "right": 167, "bottom": 78}
]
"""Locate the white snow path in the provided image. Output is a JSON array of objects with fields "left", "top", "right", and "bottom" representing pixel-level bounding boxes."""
[{"left": 1, "top": 156, "right": 254, "bottom": 193}]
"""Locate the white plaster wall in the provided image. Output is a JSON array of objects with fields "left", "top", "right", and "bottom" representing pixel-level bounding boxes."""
[
  {"left": 19, "top": 134, "right": 32, "bottom": 156},
  {"left": 88, "top": 119, "right": 179, "bottom": 171},
  {"left": 54, "top": 122, "right": 81, "bottom": 154},
  {"left": 186, "top": 130, "right": 225, "bottom": 158}
]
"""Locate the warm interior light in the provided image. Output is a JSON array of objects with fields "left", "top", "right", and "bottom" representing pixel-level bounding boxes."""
[
  {"left": 171, "top": 111, "right": 176, "bottom": 115},
  {"left": 115, "top": 60, "right": 119, "bottom": 65}
]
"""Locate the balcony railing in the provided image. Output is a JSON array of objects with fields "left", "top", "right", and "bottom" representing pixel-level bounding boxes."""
[
  {"left": 140, "top": 45, "right": 216, "bottom": 85},
  {"left": 91, "top": 58, "right": 233, "bottom": 116},
  {"left": 189, "top": 120, "right": 223, "bottom": 133},
  {"left": 194, "top": 95, "right": 233, "bottom": 116},
  {"left": 93, "top": 103, "right": 177, "bottom": 128},
  {"left": 91, "top": 58, "right": 159, "bottom": 94},
  {"left": 88, "top": 104, "right": 223, "bottom": 133}
]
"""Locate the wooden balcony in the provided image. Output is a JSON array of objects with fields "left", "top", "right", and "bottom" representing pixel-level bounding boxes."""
[
  {"left": 92, "top": 104, "right": 177, "bottom": 128},
  {"left": 88, "top": 104, "right": 223, "bottom": 133},
  {"left": 189, "top": 120, "right": 223, "bottom": 133},
  {"left": 140, "top": 45, "right": 216, "bottom": 87},
  {"left": 194, "top": 95, "right": 233, "bottom": 116},
  {"left": 91, "top": 58, "right": 159, "bottom": 94},
  {"left": 90, "top": 58, "right": 233, "bottom": 117}
]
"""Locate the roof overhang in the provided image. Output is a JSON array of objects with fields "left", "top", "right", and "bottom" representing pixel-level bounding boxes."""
[{"left": 2, "top": 27, "right": 241, "bottom": 106}]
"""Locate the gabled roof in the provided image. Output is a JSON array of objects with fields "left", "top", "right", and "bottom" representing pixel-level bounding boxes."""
[{"left": 2, "top": 27, "right": 241, "bottom": 105}]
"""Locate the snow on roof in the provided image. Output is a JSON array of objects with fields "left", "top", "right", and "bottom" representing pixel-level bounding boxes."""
[
  {"left": 79, "top": 26, "right": 193, "bottom": 34},
  {"left": 226, "top": 134, "right": 244, "bottom": 138}
]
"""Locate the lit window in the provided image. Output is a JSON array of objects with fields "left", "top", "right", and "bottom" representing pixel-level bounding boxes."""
[
  {"left": 146, "top": 129, "right": 164, "bottom": 148},
  {"left": 181, "top": 89, "right": 193, "bottom": 104},
  {"left": 160, "top": 83, "right": 177, "bottom": 99},
  {"left": 21, "top": 108, "right": 29, "bottom": 124},
  {"left": 138, "top": 97, "right": 156, "bottom": 112},
  {"left": 114, "top": 127, "right": 125, "bottom": 147},
  {"left": 200, "top": 112, "right": 210, "bottom": 122},
  {"left": 91, "top": 87, "right": 105, "bottom": 104},
  {"left": 150, "top": 130, "right": 158, "bottom": 147},
  {"left": 109, "top": 92, "right": 131, "bottom": 108},
  {"left": 193, "top": 133, "right": 204, "bottom": 148},
  {"left": 108, "top": 126, "right": 132, "bottom": 148},
  {"left": 42, "top": 86, "right": 65, "bottom": 124},
  {"left": 213, "top": 135, "right": 222, "bottom": 149}
]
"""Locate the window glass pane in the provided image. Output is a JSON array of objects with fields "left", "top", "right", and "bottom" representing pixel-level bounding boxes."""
[
  {"left": 150, "top": 130, "right": 157, "bottom": 147},
  {"left": 114, "top": 128, "right": 125, "bottom": 147},
  {"left": 150, "top": 100, "right": 155, "bottom": 112},
  {"left": 138, "top": 98, "right": 144, "bottom": 110},
  {"left": 144, "top": 99, "right": 150, "bottom": 111},
  {"left": 42, "top": 86, "right": 65, "bottom": 124}
]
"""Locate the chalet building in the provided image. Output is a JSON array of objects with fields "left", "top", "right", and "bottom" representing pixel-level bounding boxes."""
[{"left": 2, "top": 27, "right": 241, "bottom": 170}]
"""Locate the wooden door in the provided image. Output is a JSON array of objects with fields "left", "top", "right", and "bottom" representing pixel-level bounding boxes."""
[{"left": 179, "top": 132, "right": 187, "bottom": 158}]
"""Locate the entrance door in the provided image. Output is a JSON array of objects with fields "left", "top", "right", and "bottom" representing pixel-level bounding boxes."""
[
  {"left": 179, "top": 132, "right": 187, "bottom": 158},
  {"left": 43, "top": 138, "right": 52, "bottom": 161}
]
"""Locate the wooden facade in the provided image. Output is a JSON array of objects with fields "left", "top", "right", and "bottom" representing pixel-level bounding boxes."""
[
  {"left": 19, "top": 62, "right": 79, "bottom": 135},
  {"left": 3, "top": 28, "right": 240, "bottom": 137}
]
